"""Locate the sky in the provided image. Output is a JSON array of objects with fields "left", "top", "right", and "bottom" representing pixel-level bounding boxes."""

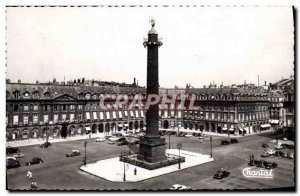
[{"left": 6, "top": 6, "right": 294, "bottom": 88}]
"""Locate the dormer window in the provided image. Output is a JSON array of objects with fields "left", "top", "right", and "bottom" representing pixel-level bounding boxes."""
[
  {"left": 44, "top": 92, "right": 50, "bottom": 98},
  {"left": 85, "top": 93, "right": 91, "bottom": 99},
  {"left": 23, "top": 91, "right": 30, "bottom": 98},
  {"left": 6, "top": 91, "right": 10, "bottom": 99},
  {"left": 78, "top": 93, "right": 84, "bottom": 99},
  {"left": 33, "top": 91, "right": 39, "bottom": 98},
  {"left": 13, "top": 90, "right": 20, "bottom": 99},
  {"left": 92, "top": 94, "right": 98, "bottom": 99}
]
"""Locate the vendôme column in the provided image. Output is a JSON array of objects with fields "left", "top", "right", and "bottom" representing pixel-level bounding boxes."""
[{"left": 138, "top": 19, "right": 167, "bottom": 163}]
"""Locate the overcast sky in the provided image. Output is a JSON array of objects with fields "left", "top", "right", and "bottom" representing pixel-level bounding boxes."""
[{"left": 6, "top": 6, "right": 294, "bottom": 88}]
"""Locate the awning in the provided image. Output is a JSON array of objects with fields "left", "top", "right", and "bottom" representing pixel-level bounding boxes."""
[
  {"left": 229, "top": 128, "right": 234, "bottom": 131},
  {"left": 85, "top": 127, "right": 91, "bottom": 131},
  {"left": 118, "top": 124, "right": 123, "bottom": 127},
  {"left": 270, "top": 119, "right": 279, "bottom": 124},
  {"left": 222, "top": 127, "right": 228, "bottom": 131},
  {"left": 261, "top": 124, "right": 271, "bottom": 128},
  {"left": 123, "top": 124, "right": 129, "bottom": 127}
]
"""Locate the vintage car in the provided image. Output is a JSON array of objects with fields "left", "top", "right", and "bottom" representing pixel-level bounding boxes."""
[
  {"left": 170, "top": 184, "right": 191, "bottom": 190},
  {"left": 213, "top": 170, "right": 230, "bottom": 179},
  {"left": 263, "top": 161, "right": 278, "bottom": 169},
  {"left": 13, "top": 153, "right": 25, "bottom": 159},
  {"left": 230, "top": 139, "right": 239, "bottom": 144},
  {"left": 221, "top": 140, "right": 230, "bottom": 145},
  {"left": 66, "top": 150, "right": 81, "bottom": 157},
  {"left": 95, "top": 138, "right": 106, "bottom": 142},
  {"left": 26, "top": 157, "right": 43, "bottom": 166},
  {"left": 40, "top": 142, "right": 52, "bottom": 148},
  {"left": 6, "top": 158, "right": 21, "bottom": 169},
  {"left": 6, "top": 147, "right": 20, "bottom": 154},
  {"left": 261, "top": 151, "right": 271, "bottom": 158}
]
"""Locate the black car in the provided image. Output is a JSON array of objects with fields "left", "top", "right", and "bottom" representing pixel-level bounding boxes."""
[
  {"left": 6, "top": 159, "right": 21, "bottom": 169},
  {"left": 281, "top": 144, "right": 294, "bottom": 149},
  {"left": 230, "top": 139, "right": 239, "bottom": 144},
  {"left": 248, "top": 160, "right": 255, "bottom": 166},
  {"left": 274, "top": 151, "right": 281, "bottom": 157},
  {"left": 221, "top": 140, "right": 230, "bottom": 145},
  {"left": 26, "top": 157, "right": 43, "bottom": 166},
  {"left": 254, "top": 160, "right": 265, "bottom": 168},
  {"left": 213, "top": 170, "right": 230, "bottom": 179},
  {"left": 66, "top": 150, "right": 81, "bottom": 157},
  {"left": 40, "top": 142, "right": 52, "bottom": 148},
  {"left": 6, "top": 147, "right": 20, "bottom": 154},
  {"left": 263, "top": 161, "right": 278, "bottom": 169}
]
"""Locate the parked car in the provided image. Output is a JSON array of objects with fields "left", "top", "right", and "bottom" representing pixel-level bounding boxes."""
[
  {"left": 287, "top": 152, "right": 294, "bottom": 159},
  {"left": 108, "top": 136, "right": 120, "bottom": 142},
  {"left": 40, "top": 142, "right": 52, "bottom": 148},
  {"left": 169, "top": 131, "right": 176, "bottom": 135},
  {"left": 281, "top": 144, "right": 295, "bottom": 149},
  {"left": 6, "top": 147, "right": 20, "bottom": 154},
  {"left": 263, "top": 161, "right": 278, "bottom": 169},
  {"left": 261, "top": 151, "right": 271, "bottom": 158},
  {"left": 221, "top": 140, "right": 230, "bottom": 145},
  {"left": 266, "top": 148, "right": 276, "bottom": 155},
  {"left": 6, "top": 159, "right": 21, "bottom": 169},
  {"left": 104, "top": 135, "right": 112, "bottom": 140},
  {"left": 255, "top": 160, "right": 265, "bottom": 168},
  {"left": 13, "top": 153, "right": 25, "bottom": 159},
  {"left": 108, "top": 141, "right": 116, "bottom": 145},
  {"left": 7, "top": 156, "right": 17, "bottom": 160},
  {"left": 66, "top": 150, "right": 81, "bottom": 157},
  {"left": 117, "top": 140, "right": 129, "bottom": 146},
  {"left": 95, "top": 138, "right": 106, "bottom": 142},
  {"left": 262, "top": 143, "right": 269, "bottom": 148},
  {"left": 230, "top": 139, "right": 239, "bottom": 144},
  {"left": 170, "top": 184, "right": 191, "bottom": 190},
  {"left": 213, "top": 170, "right": 230, "bottom": 179},
  {"left": 280, "top": 152, "right": 288, "bottom": 158},
  {"left": 274, "top": 151, "right": 282, "bottom": 157},
  {"left": 185, "top": 134, "right": 193, "bottom": 138},
  {"left": 26, "top": 157, "right": 43, "bottom": 166}
]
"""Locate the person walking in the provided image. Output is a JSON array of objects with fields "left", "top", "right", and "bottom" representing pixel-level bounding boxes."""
[
  {"left": 134, "top": 168, "right": 137, "bottom": 175},
  {"left": 26, "top": 171, "right": 32, "bottom": 179}
]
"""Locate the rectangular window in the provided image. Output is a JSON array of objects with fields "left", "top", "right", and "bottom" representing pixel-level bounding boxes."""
[
  {"left": 100, "top": 112, "right": 104, "bottom": 120},
  {"left": 86, "top": 112, "right": 90, "bottom": 120},
  {"left": 70, "top": 105, "right": 75, "bottom": 110},
  {"left": 177, "top": 111, "right": 182, "bottom": 118},
  {"left": 93, "top": 112, "right": 97, "bottom": 120},
  {"left": 33, "top": 105, "right": 38, "bottom": 111},
  {"left": 224, "top": 113, "right": 227, "bottom": 121},
  {"left": 159, "top": 110, "right": 162, "bottom": 117},
  {"left": 164, "top": 110, "right": 168, "bottom": 118},
  {"left": 53, "top": 105, "right": 58, "bottom": 111},
  {"left": 205, "top": 112, "right": 209, "bottom": 120},
  {"left": 78, "top": 105, "right": 83, "bottom": 110},
  {"left": 130, "top": 111, "right": 134, "bottom": 117},
  {"left": 118, "top": 111, "right": 123, "bottom": 118},
  {"left": 13, "top": 115, "right": 19, "bottom": 125},
  {"left": 140, "top": 110, "right": 144, "bottom": 118},
  {"left": 70, "top": 114, "right": 74, "bottom": 121},
  {"left": 44, "top": 115, "right": 49, "bottom": 123},
  {"left": 135, "top": 110, "right": 139, "bottom": 118},
  {"left": 106, "top": 111, "right": 110, "bottom": 119},
  {"left": 14, "top": 105, "right": 19, "bottom": 112},
  {"left": 211, "top": 112, "right": 215, "bottom": 120},
  {"left": 78, "top": 114, "right": 82, "bottom": 120},
  {"left": 62, "top": 105, "right": 67, "bottom": 111},
  {"left": 54, "top": 114, "right": 58, "bottom": 123},
  {"left": 24, "top": 105, "right": 29, "bottom": 111},
  {"left": 33, "top": 114, "right": 38, "bottom": 124},
  {"left": 124, "top": 111, "right": 128, "bottom": 117},
  {"left": 44, "top": 105, "right": 48, "bottom": 111},
  {"left": 23, "top": 114, "right": 29, "bottom": 125},
  {"left": 113, "top": 111, "right": 117, "bottom": 119},
  {"left": 62, "top": 114, "right": 67, "bottom": 121}
]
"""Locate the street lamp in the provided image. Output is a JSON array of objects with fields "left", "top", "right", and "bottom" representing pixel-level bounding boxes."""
[
  {"left": 120, "top": 151, "right": 129, "bottom": 181},
  {"left": 177, "top": 143, "right": 182, "bottom": 169},
  {"left": 83, "top": 141, "right": 87, "bottom": 166},
  {"left": 210, "top": 136, "right": 213, "bottom": 158}
]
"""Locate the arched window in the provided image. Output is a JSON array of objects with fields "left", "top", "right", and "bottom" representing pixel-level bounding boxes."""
[
  {"left": 85, "top": 93, "right": 91, "bottom": 99},
  {"left": 23, "top": 91, "right": 30, "bottom": 98},
  {"left": 33, "top": 91, "right": 39, "bottom": 98},
  {"left": 44, "top": 92, "right": 50, "bottom": 98}
]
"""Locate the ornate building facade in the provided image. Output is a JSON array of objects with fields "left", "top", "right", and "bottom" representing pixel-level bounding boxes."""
[{"left": 6, "top": 82, "right": 272, "bottom": 141}]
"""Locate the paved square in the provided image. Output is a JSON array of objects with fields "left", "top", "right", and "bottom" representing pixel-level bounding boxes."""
[{"left": 80, "top": 149, "right": 214, "bottom": 182}]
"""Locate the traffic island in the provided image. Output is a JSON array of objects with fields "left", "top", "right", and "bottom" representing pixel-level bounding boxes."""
[{"left": 79, "top": 149, "right": 214, "bottom": 182}]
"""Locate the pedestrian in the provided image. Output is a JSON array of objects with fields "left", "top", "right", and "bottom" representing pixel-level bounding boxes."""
[
  {"left": 31, "top": 181, "right": 38, "bottom": 190},
  {"left": 134, "top": 168, "right": 137, "bottom": 175},
  {"left": 26, "top": 171, "right": 32, "bottom": 179}
]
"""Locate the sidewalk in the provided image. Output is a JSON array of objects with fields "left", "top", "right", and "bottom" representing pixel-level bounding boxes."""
[{"left": 162, "top": 127, "right": 274, "bottom": 138}]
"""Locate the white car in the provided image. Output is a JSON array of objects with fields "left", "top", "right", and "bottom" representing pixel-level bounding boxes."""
[
  {"left": 122, "top": 133, "right": 131, "bottom": 137},
  {"left": 108, "top": 136, "right": 120, "bottom": 142},
  {"left": 275, "top": 143, "right": 283, "bottom": 150},
  {"left": 267, "top": 148, "right": 276, "bottom": 155},
  {"left": 170, "top": 184, "right": 191, "bottom": 190},
  {"left": 185, "top": 134, "right": 193, "bottom": 138},
  {"left": 13, "top": 153, "right": 25, "bottom": 158},
  {"left": 95, "top": 138, "right": 106, "bottom": 142},
  {"left": 6, "top": 156, "right": 17, "bottom": 160}
]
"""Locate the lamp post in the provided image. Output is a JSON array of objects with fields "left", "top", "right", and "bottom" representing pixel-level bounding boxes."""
[
  {"left": 210, "top": 136, "right": 213, "bottom": 158},
  {"left": 177, "top": 143, "right": 182, "bottom": 169},
  {"left": 83, "top": 141, "right": 87, "bottom": 166},
  {"left": 120, "top": 151, "right": 128, "bottom": 181}
]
